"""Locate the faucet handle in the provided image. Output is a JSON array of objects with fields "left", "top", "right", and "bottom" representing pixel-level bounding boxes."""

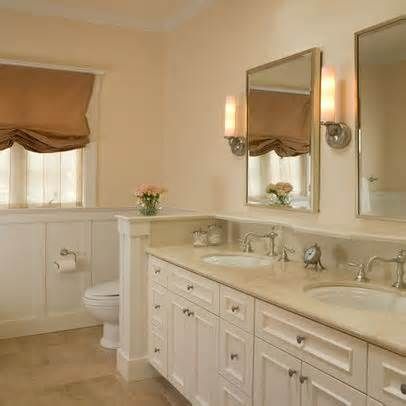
[
  {"left": 279, "top": 246, "right": 295, "bottom": 262},
  {"left": 347, "top": 262, "right": 369, "bottom": 282}
]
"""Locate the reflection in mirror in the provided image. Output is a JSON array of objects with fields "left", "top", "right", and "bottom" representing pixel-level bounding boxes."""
[
  {"left": 357, "top": 17, "right": 406, "bottom": 220},
  {"left": 246, "top": 49, "right": 321, "bottom": 211}
]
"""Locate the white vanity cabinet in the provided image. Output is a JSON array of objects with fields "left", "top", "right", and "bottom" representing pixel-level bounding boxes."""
[{"left": 147, "top": 255, "right": 405, "bottom": 406}]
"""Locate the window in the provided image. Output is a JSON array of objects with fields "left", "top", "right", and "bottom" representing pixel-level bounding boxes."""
[
  {"left": 0, "top": 144, "right": 83, "bottom": 208},
  {"left": 0, "top": 62, "right": 101, "bottom": 209}
]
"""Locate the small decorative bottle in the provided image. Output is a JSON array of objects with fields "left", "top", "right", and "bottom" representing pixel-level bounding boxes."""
[{"left": 207, "top": 224, "right": 222, "bottom": 246}]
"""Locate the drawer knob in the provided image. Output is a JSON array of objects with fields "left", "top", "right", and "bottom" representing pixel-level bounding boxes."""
[
  {"left": 187, "top": 284, "right": 194, "bottom": 291},
  {"left": 187, "top": 310, "right": 195, "bottom": 317},
  {"left": 230, "top": 353, "right": 239, "bottom": 361},
  {"left": 231, "top": 305, "right": 240, "bottom": 313},
  {"left": 154, "top": 267, "right": 161, "bottom": 275},
  {"left": 154, "top": 347, "right": 160, "bottom": 353},
  {"left": 296, "top": 335, "right": 305, "bottom": 344},
  {"left": 182, "top": 308, "right": 189, "bottom": 314},
  {"left": 288, "top": 369, "right": 297, "bottom": 378},
  {"left": 154, "top": 304, "right": 161, "bottom": 310},
  {"left": 299, "top": 376, "right": 308, "bottom": 384},
  {"left": 401, "top": 384, "right": 406, "bottom": 395}
]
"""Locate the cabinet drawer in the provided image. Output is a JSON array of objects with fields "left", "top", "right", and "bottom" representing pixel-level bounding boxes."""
[
  {"left": 301, "top": 362, "right": 366, "bottom": 406},
  {"left": 219, "top": 320, "right": 254, "bottom": 395},
  {"left": 255, "top": 300, "right": 367, "bottom": 391},
  {"left": 168, "top": 265, "right": 219, "bottom": 314},
  {"left": 148, "top": 327, "right": 167, "bottom": 377},
  {"left": 218, "top": 375, "right": 252, "bottom": 406},
  {"left": 149, "top": 282, "right": 167, "bottom": 333},
  {"left": 148, "top": 256, "right": 169, "bottom": 287},
  {"left": 368, "top": 345, "right": 406, "bottom": 406},
  {"left": 220, "top": 286, "right": 254, "bottom": 332}
]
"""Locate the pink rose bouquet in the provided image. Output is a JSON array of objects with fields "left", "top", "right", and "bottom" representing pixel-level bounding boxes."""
[
  {"left": 266, "top": 182, "right": 293, "bottom": 206},
  {"left": 134, "top": 184, "right": 167, "bottom": 216}
]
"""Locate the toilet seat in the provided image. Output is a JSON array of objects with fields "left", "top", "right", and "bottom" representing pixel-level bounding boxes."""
[{"left": 84, "top": 280, "right": 119, "bottom": 300}]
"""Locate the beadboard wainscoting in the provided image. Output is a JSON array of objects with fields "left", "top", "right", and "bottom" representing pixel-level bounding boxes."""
[{"left": 0, "top": 209, "right": 127, "bottom": 339}]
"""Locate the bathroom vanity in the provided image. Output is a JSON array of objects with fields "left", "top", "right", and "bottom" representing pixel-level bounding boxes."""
[{"left": 146, "top": 247, "right": 406, "bottom": 406}]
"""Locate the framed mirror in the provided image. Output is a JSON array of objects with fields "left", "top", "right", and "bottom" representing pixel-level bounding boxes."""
[
  {"left": 246, "top": 48, "right": 321, "bottom": 212},
  {"left": 356, "top": 16, "right": 406, "bottom": 221}
]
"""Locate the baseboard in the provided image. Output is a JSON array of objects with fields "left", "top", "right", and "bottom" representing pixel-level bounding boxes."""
[
  {"left": 0, "top": 310, "right": 100, "bottom": 339},
  {"left": 117, "top": 349, "right": 159, "bottom": 382}
]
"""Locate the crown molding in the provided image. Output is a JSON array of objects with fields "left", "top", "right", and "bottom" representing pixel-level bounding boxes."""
[{"left": 0, "top": 0, "right": 215, "bottom": 32}]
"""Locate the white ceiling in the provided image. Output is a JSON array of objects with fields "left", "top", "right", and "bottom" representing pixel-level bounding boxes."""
[{"left": 0, "top": 0, "right": 215, "bottom": 31}]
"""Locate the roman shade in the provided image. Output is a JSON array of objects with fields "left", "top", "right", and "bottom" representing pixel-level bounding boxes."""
[
  {"left": 0, "top": 64, "right": 95, "bottom": 153},
  {"left": 248, "top": 89, "right": 311, "bottom": 157}
]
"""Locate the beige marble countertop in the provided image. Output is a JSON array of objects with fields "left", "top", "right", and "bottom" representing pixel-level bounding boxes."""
[{"left": 146, "top": 244, "right": 406, "bottom": 356}]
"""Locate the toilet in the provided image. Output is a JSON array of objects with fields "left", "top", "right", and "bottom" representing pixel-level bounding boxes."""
[{"left": 83, "top": 280, "right": 120, "bottom": 349}]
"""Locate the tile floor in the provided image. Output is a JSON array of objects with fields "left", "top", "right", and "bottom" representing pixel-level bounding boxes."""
[{"left": 0, "top": 326, "right": 189, "bottom": 406}]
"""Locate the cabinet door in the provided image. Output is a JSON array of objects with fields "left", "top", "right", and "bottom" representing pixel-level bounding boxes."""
[
  {"left": 218, "top": 375, "right": 252, "bottom": 406},
  {"left": 167, "top": 292, "right": 192, "bottom": 397},
  {"left": 254, "top": 338, "right": 301, "bottom": 406},
  {"left": 301, "top": 363, "right": 366, "bottom": 406},
  {"left": 188, "top": 302, "right": 219, "bottom": 406}
]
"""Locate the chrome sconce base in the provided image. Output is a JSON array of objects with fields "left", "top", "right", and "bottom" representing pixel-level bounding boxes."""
[
  {"left": 225, "top": 136, "right": 246, "bottom": 156},
  {"left": 321, "top": 121, "right": 352, "bottom": 149}
]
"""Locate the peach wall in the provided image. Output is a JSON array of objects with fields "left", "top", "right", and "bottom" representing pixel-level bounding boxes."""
[
  {"left": 0, "top": 9, "right": 164, "bottom": 207},
  {"left": 162, "top": 0, "right": 406, "bottom": 228}
]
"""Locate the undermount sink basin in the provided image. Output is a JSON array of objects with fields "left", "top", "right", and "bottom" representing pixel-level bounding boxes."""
[
  {"left": 202, "top": 254, "right": 273, "bottom": 268},
  {"left": 306, "top": 285, "right": 406, "bottom": 315}
]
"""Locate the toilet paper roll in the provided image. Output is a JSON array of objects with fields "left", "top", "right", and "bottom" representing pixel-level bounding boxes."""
[{"left": 54, "top": 257, "right": 76, "bottom": 273}]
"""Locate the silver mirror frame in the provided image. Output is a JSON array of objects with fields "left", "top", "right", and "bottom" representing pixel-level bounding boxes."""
[
  {"left": 245, "top": 48, "right": 322, "bottom": 213},
  {"left": 355, "top": 16, "right": 406, "bottom": 222}
]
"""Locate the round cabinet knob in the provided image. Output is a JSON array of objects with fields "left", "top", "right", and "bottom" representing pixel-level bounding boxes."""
[
  {"left": 230, "top": 353, "right": 239, "bottom": 361},
  {"left": 154, "top": 267, "right": 161, "bottom": 275},
  {"left": 401, "top": 383, "right": 406, "bottom": 395},
  {"left": 231, "top": 305, "right": 240, "bottom": 313},
  {"left": 154, "top": 304, "right": 161, "bottom": 310},
  {"left": 187, "top": 310, "right": 195, "bottom": 317},
  {"left": 154, "top": 347, "right": 160, "bottom": 353},
  {"left": 288, "top": 369, "right": 297, "bottom": 378},
  {"left": 296, "top": 335, "right": 305, "bottom": 345},
  {"left": 182, "top": 308, "right": 189, "bottom": 314},
  {"left": 299, "top": 376, "right": 308, "bottom": 384},
  {"left": 187, "top": 284, "right": 194, "bottom": 291}
]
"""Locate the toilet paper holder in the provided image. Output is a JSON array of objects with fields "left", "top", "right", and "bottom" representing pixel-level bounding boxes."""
[{"left": 59, "top": 248, "right": 78, "bottom": 262}]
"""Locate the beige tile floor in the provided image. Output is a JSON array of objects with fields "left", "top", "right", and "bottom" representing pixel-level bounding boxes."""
[{"left": 0, "top": 326, "right": 190, "bottom": 406}]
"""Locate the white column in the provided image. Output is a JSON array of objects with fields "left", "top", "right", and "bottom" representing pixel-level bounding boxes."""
[{"left": 116, "top": 218, "right": 157, "bottom": 381}]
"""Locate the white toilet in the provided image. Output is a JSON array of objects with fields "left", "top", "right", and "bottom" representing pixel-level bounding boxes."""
[{"left": 83, "top": 280, "right": 120, "bottom": 349}]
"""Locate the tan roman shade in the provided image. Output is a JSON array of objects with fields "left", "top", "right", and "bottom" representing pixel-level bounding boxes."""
[
  {"left": 0, "top": 64, "right": 95, "bottom": 153},
  {"left": 248, "top": 89, "right": 311, "bottom": 157}
]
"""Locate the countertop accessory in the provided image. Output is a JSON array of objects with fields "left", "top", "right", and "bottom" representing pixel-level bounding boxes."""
[
  {"left": 366, "top": 249, "right": 406, "bottom": 289},
  {"left": 347, "top": 262, "right": 369, "bottom": 282},
  {"left": 279, "top": 246, "right": 295, "bottom": 262},
  {"left": 304, "top": 243, "right": 325, "bottom": 271},
  {"left": 192, "top": 229, "right": 208, "bottom": 247},
  {"left": 207, "top": 224, "right": 223, "bottom": 246}
]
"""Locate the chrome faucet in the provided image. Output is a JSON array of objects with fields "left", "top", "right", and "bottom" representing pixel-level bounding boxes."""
[
  {"left": 240, "top": 229, "right": 278, "bottom": 256},
  {"left": 366, "top": 249, "right": 406, "bottom": 289}
]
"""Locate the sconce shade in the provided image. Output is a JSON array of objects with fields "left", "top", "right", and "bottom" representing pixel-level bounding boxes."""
[
  {"left": 321, "top": 67, "right": 336, "bottom": 123},
  {"left": 224, "top": 96, "right": 237, "bottom": 137}
]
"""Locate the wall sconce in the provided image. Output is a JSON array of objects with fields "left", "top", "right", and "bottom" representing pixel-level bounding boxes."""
[
  {"left": 224, "top": 96, "right": 246, "bottom": 156},
  {"left": 321, "top": 67, "right": 351, "bottom": 149}
]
